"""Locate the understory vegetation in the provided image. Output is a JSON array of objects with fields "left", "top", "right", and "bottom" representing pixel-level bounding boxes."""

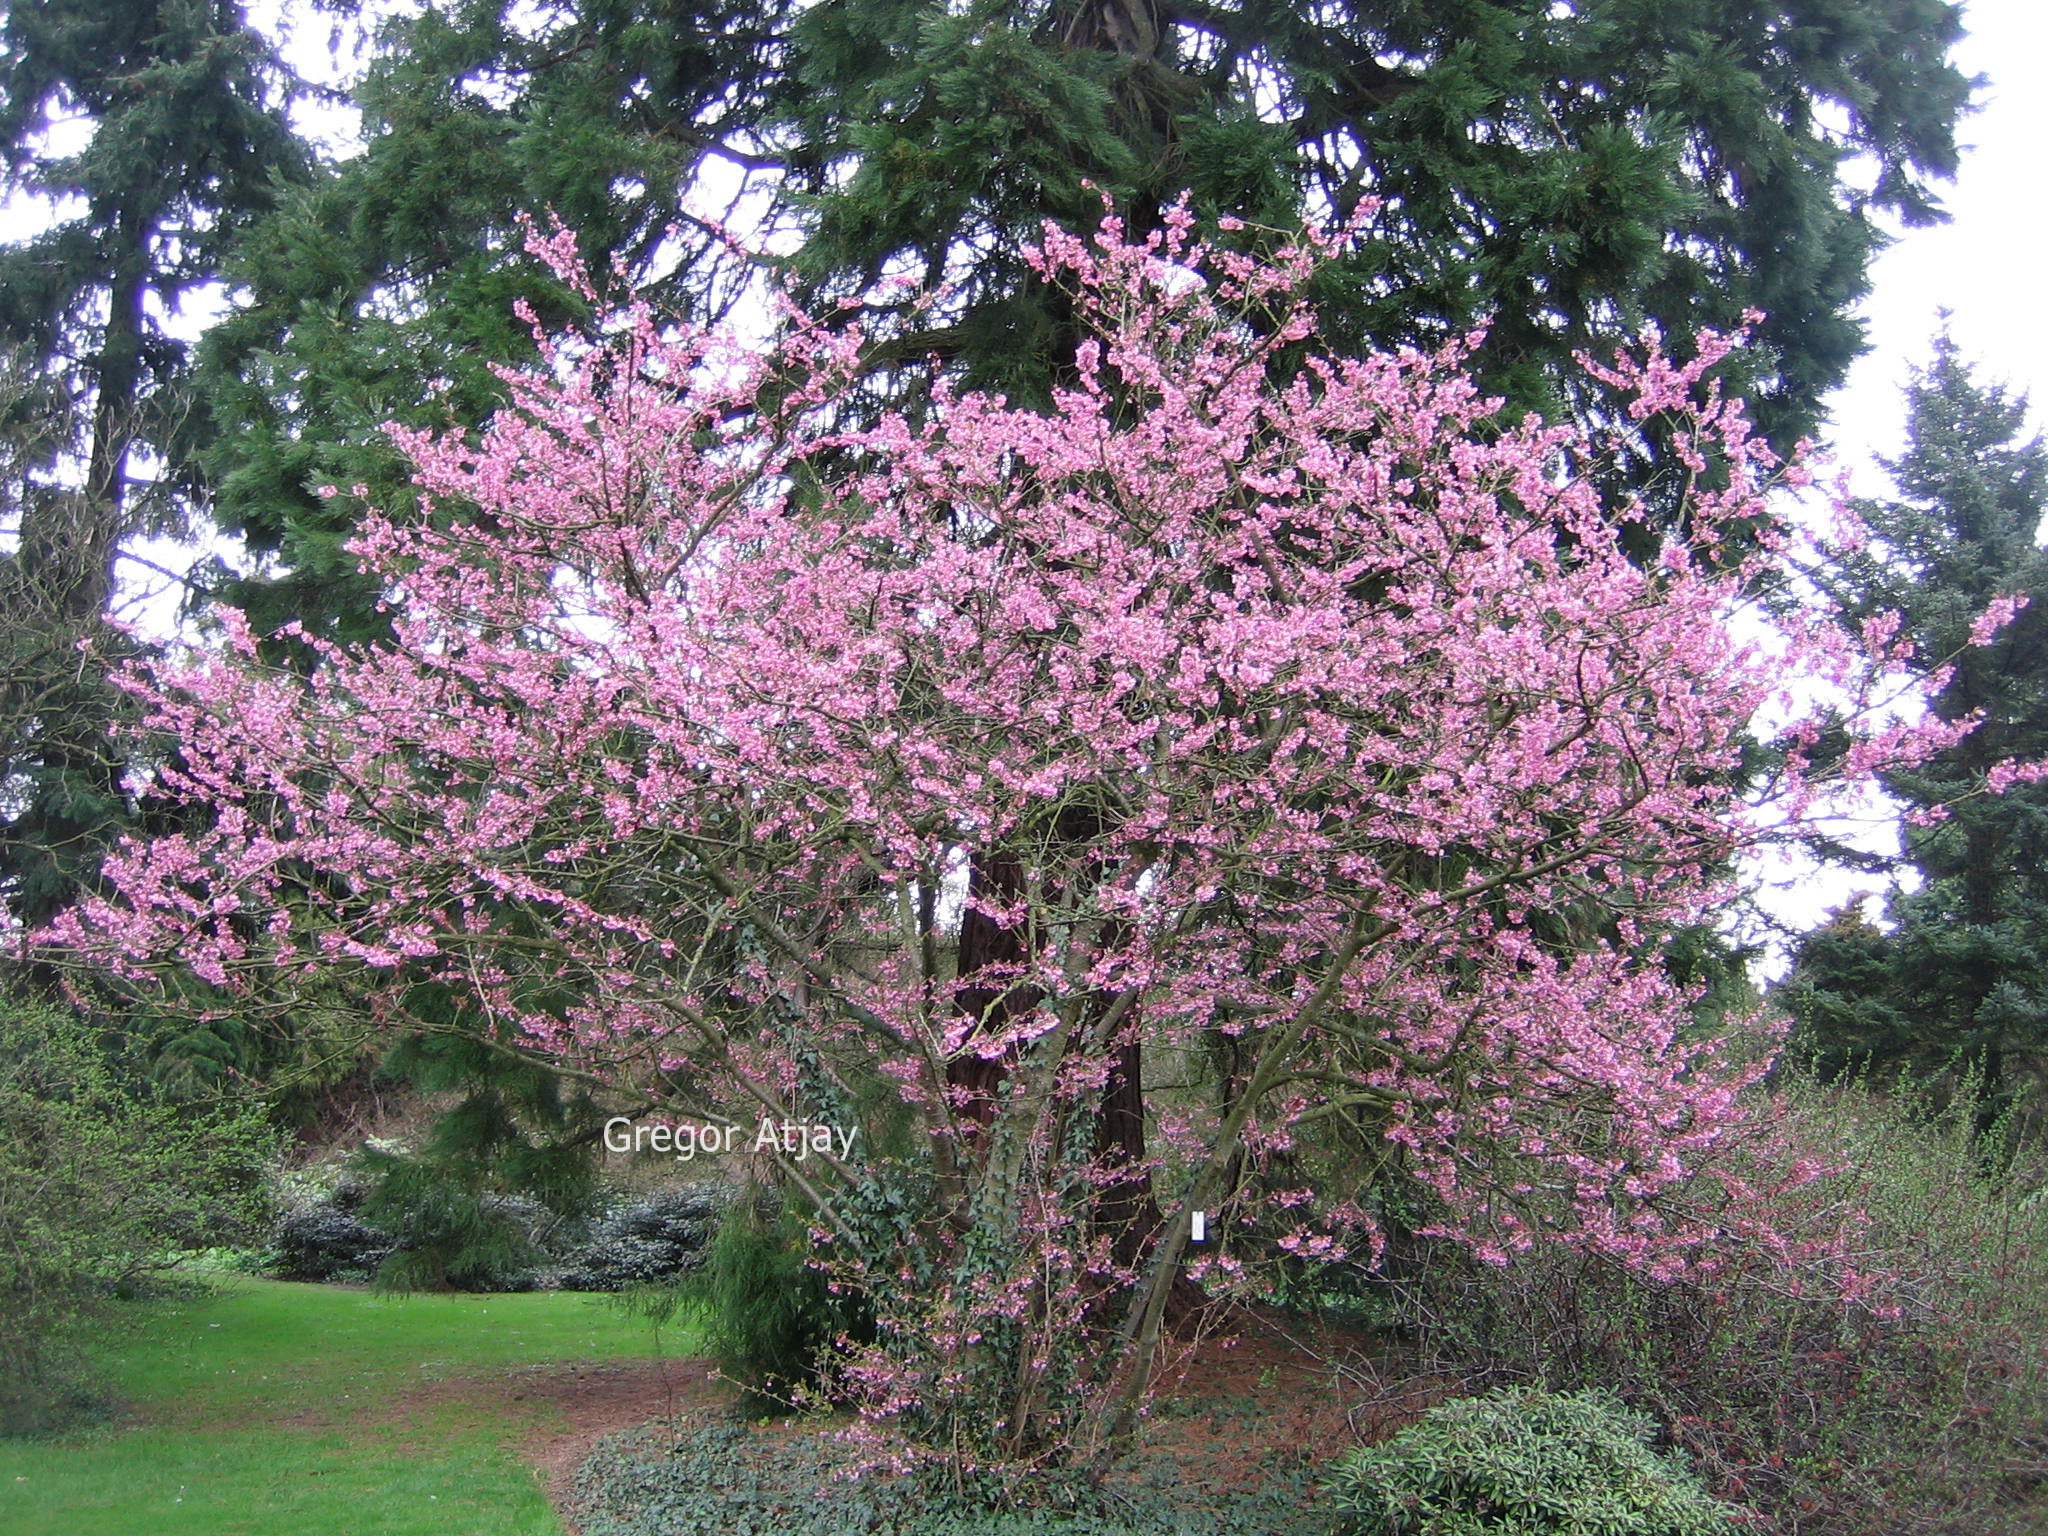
[
  {"left": 1323, "top": 1388, "right": 1736, "bottom": 1536},
  {"left": 0, "top": 991, "right": 272, "bottom": 1436},
  {"left": 267, "top": 1166, "right": 730, "bottom": 1295},
  {"left": 6, "top": 1056, "right": 2048, "bottom": 1536},
  {"left": 1381, "top": 1073, "right": 2048, "bottom": 1534},
  {"left": 561, "top": 1065, "right": 2048, "bottom": 1535},
  {"left": 574, "top": 1421, "right": 1329, "bottom": 1536}
]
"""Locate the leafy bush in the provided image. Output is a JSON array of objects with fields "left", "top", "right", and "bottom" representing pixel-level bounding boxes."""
[
  {"left": 1386, "top": 1071, "right": 2048, "bottom": 1533},
  {"left": 557, "top": 1186, "right": 729, "bottom": 1292},
  {"left": 1323, "top": 1388, "right": 1734, "bottom": 1535},
  {"left": 269, "top": 1204, "right": 395, "bottom": 1283},
  {"left": 0, "top": 991, "right": 273, "bottom": 1435},
  {"left": 612, "top": 1191, "right": 864, "bottom": 1412},
  {"left": 574, "top": 1421, "right": 1328, "bottom": 1536}
]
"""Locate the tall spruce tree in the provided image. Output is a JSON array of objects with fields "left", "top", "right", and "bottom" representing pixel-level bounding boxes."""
[
  {"left": 198, "top": 0, "right": 798, "bottom": 642},
  {"left": 1783, "top": 337, "right": 2048, "bottom": 1109},
  {"left": 0, "top": 0, "right": 307, "bottom": 928}
]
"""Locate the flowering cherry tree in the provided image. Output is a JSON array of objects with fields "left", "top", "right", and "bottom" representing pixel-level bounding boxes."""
[{"left": 45, "top": 210, "right": 1963, "bottom": 1462}]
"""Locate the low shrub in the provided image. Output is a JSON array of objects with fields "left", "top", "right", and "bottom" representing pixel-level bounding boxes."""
[
  {"left": 266, "top": 1170, "right": 732, "bottom": 1292},
  {"left": 557, "top": 1186, "right": 729, "bottom": 1292},
  {"left": 1322, "top": 1388, "right": 1736, "bottom": 1535},
  {"left": 610, "top": 1190, "right": 864, "bottom": 1412},
  {"left": 182, "top": 1245, "right": 274, "bottom": 1275},
  {"left": 269, "top": 1204, "right": 396, "bottom": 1283},
  {"left": 0, "top": 991, "right": 273, "bottom": 1435},
  {"left": 1384, "top": 1071, "right": 2048, "bottom": 1534},
  {"left": 352, "top": 1144, "right": 560, "bottom": 1292}
]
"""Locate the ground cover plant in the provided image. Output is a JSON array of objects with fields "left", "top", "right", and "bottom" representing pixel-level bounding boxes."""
[
  {"left": 0, "top": 1277, "right": 686, "bottom": 1536},
  {"left": 41, "top": 206, "right": 2022, "bottom": 1478},
  {"left": 573, "top": 1310, "right": 1383, "bottom": 1536},
  {"left": 574, "top": 1417, "right": 1333, "bottom": 1536}
]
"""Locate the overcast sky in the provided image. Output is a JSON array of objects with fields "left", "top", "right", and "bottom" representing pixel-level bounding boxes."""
[{"left": 1825, "top": 0, "right": 2047, "bottom": 492}]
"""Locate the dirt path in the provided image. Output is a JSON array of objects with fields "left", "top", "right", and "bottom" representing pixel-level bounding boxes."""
[
  {"left": 360, "top": 1355, "right": 736, "bottom": 1525},
  {"left": 504, "top": 1358, "right": 735, "bottom": 1515}
]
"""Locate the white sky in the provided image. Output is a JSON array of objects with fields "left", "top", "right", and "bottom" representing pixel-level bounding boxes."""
[{"left": 1824, "top": 0, "right": 2048, "bottom": 487}]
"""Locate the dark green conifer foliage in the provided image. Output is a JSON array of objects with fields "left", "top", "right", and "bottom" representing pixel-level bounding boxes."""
[
  {"left": 0, "top": 0, "right": 306, "bottom": 925},
  {"left": 780, "top": 0, "right": 1967, "bottom": 452},
  {"left": 1784, "top": 338, "right": 2048, "bottom": 1106},
  {"left": 200, "top": 0, "right": 796, "bottom": 643},
  {"left": 358, "top": 1008, "right": 611, "bottom": 1292},
  {"left": 204, "top": 0, "right": 1975, "bottom": 637}
]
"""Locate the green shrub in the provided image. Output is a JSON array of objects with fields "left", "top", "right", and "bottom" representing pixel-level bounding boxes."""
[
  {"left": 269, "top": 1151, "right": 730, "bottom": 1292},
  {"left": 1323, "top": 1388, "right": 1735, "bottom": 1536},
  {"left": 0, "top": 991, "right": 273, "bottom": 1435},
  {"left": 269, "top": 1201, "right": 397, "bottom": 1282},
  {"left": 619, "top": 1191, "right": 866, "bottom": 1412},
  {"left": 1382, "top": 1070, "right": 2048, "bottom": 1533},
  {"left": 557, "top": 1186, "right": 729, "bottom": 1291},
  {"left": 356, "top": 1152, "right": 550, "bottom": 1292}
]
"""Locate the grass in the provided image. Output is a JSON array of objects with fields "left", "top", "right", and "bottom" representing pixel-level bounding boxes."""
[{"left": 0, "top": 1278, "right": 693, "bottom": 1536}]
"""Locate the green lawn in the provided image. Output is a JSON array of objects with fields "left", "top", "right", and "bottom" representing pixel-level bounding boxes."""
[{"left": 0, "top": 1279, "right": 690, "bottom": 1536}]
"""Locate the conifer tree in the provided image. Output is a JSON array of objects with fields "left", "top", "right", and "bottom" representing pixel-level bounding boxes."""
[
  {"left": 198, "top": 0, "right": 796, "bottom": 641},
  {"left": 0, "top": 0, "right": 306, "bottom": 926},
  {"left": 202, "top": 0, "right": 1975, "bottom": 636},
  {"left": 1784, "top": 338, "right": 2048, "bottom": 1108}
]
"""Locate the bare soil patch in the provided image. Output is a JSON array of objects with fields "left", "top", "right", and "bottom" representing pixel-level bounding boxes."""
[
  {"left": 364, "top": 1355, "right": 736, "bottom": 1514},
  {"left": 503, "top": 1358, "right": 735, "bottom": 1508},
  {"left": 1111, "top": 1308, "right": 1444, "bottom": 1504}
]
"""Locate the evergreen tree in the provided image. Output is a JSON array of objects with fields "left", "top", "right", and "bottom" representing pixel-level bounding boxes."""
[
  {"left": 0, "top": 0, "right": 307, "bottom": 926},
  {"left": 202, "top": 0, "right": 1975, "bottom": 640},
  {"left": 199, "top": 0, "right": 798, "bottom": 642},
  {"left": 780, "top": 0, "right": 1964, "bottom": 440},
  {"left": 1783, "top": 337, "right": 2048, "bottom": 1107}
]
